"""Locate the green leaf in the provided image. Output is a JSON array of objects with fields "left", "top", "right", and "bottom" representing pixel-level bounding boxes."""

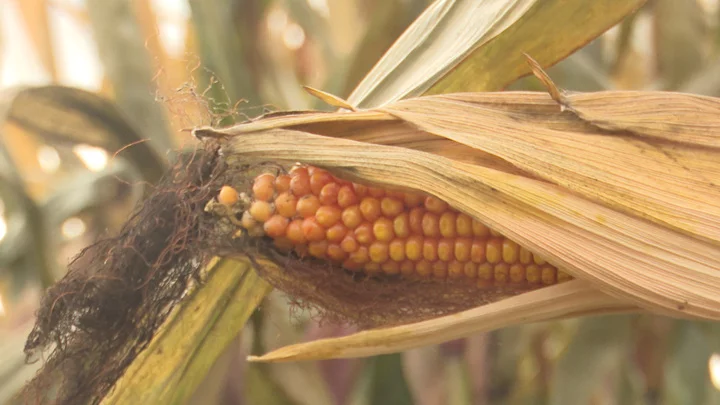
[
  {"left": 100, "top": 258, "right": 271, "bottom": 405},
  {"left": 347, "top": 0, "right": 646, "bottom": 108}
]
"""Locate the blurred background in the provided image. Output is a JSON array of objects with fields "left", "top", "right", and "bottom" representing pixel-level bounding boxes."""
[{"left": 1, "top": 0, "right": 720, "bottom": 404}]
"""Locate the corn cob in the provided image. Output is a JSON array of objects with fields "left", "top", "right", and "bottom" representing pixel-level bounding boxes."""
[{"left": 218, "top": 165, "right": 572, "bottom": 288}]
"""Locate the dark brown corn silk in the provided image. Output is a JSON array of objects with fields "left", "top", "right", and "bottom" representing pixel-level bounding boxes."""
[{"left": 21, "top": 144, "right": 563, "bottom": 404}]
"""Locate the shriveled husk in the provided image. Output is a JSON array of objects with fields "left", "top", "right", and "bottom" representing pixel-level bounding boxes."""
[{"left": 195, "top": 85, "right": 720, "bottom": 361}]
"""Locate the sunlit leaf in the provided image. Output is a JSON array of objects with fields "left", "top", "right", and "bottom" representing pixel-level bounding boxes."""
[{"left": 347, "top": 0, "right": 646, "bottom": 108}]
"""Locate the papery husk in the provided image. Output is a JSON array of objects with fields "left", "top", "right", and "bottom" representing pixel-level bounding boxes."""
[{"left": 195, "top": 86, "right": 720, "bottom": 360}]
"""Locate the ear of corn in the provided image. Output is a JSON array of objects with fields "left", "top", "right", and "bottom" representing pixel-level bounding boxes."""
[{"left": 224, "top": 165, "right": 570, "bottom": 288}]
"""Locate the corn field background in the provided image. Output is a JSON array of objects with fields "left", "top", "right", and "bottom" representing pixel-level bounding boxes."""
[{"left": 1, "top": 0, "right": 720, "bottom": 404}]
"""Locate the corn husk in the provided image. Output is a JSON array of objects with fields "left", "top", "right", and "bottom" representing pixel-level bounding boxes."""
[{"left": 195, "top": 77, "right": 720, "bottom": 361}]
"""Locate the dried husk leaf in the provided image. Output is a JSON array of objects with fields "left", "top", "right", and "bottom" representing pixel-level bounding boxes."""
[
  {"left": 195, "top": 88, "right": 720, "bottom": 360},
  {"left": 246, "top": 280, "right": 637, "bottom": 362}
]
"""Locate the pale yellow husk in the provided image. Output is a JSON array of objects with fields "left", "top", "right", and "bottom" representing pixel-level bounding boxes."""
[{"left": 195, "top": 87, "right": 720, "bottom": 361}]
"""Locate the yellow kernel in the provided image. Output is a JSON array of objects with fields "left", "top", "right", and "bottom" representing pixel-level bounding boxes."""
[
  {"left": 534, "top": 255, "right": 547, "bottom": 265},
  {"left": 472, "top": 219, "right": 490, "bottom": 237},
  {"left": 296, "top": 195, "right": 321, "bottom": 218},
  {"left": 541, "top": 266, "right": 557, "bottom": 285},
  {"left": 381, "top": 261, "right": 400, "bottom": 275},
  {"left": 218, "top": 185, "right": 239, "bottom": 206},
  {"left": 352, "top": 183, "right": 368, "bottom": 198},
  {"left": 454, "top": 238, "right": 471, "bottom": 262},
  {"left": 301, "top": 217, "right": 326, "bottom": 241},
  {"left": 403, "top": 192, "right": 424, "bottom": 208},
  {"left": 416, "top": 260, "right": 432, "bottom": 277},
  {"left": 502, "top": 240, "right": 519, "bottom": 263},
  {"left": 275, "top": 174, "right": 291, "bottom": 193},
  {"left": 470, "top": 240, "right": 486, "bottom": 263},
  {"left": 347, "top": 246, "right": 369, "bottom": 265},
  {"left": 373, "top": 217, "right": 395, "bottom": 242},
  {"left": 393, "top": 213, "right": 410, "bottom": 238},
  {"left": 319, "top": 183, "right": 341, "bottom": 205},
  {"left": 337, "top": 185, "right": 358, "bottom": 208},
  {"left": 308, "top": 240, "right": 328, "bottom": 258},
  {"left": 354, "top": 222, "right": 375, "bottom": 244},
  {"left": 422, "top": 212, "right": 440, "bottom": 237},
  {"left": 439, "top": 212, "right": 457, "bottom": 238},
  {"left": 263, "top": 215, "right": 289, "bottom": 238},
  {"left": 463, "top": 262, "right": 477, "bottom": 278},
  {"left": 286, "top": 219, "right": 306, "bottom": 244},
  {"left": 249, "top": 200, "right": 274, "bottom": 222},
  {"left": 432, "top": 262, "right": 448, "bottom": 278},
  {"left": 422, "top": 239, "right": 438, "bottom": 261},
  {"left": 360, "top": 197, "right": 382, "bottom": 222},
  {"left": 241, "top": 211, "right": 258, "bottom": 229},
  {"left": 456, "top": 214, "right": 473, "bottom": 237},
  {"left": 253, "top": 174, "right": 275, "bottom": 201},
  {"left": 310, "top": 170, "right": 334, "bottom": 195},
  {"left": 327, "top": 244, "right": 347, "bottom": 262},
  {"left": 408, "top": 208, "right": 425, "bottom": 234},
  {"left": 477, "top": 263, "right": 493, "bottom": 281},
  {"left": 405, "top": 235, "right": 423, "bottom": 261},
  {"left": 341, "top": 205, "right": 363, "bottom": 229},
  {"left": 369, "top": 242, "right": 389, "bottom": 263},
  {"left": 519, "top": 247, "right": 532, "bottom": 265},
  {"left": 448, "top": 261, "right": 464, "bottom": 278},
  {"left": 526, "top": 265, "right": 541, "bottom": 284},
  {"left": 380, "top": 197, "right": 404, "bottom": 217},
  {"left": 438, "top": 238, "right": 453, "bottom": 261},
  {"left": 315, "top": 205, "right": 342, "bottom": 227},
  {"left": 290, "top": 171, "right": 311, "bottom": 196},
  {"left": 400, "top": 260, "right": 414, "bottom": 276},
  {"left": 494, "top": 263, "right": 509, "bottom": 284},
  {"left": 424, "top": 196, "right": 448, "bottom": 213},
  {"left": 326, "top": 223, "right": 348, "bottom": 243},
  {"left": 275, "top": 192, "right": 297, "bottom": 218},
  {"left": 486, "top": 239, "right": 502, "bottom": 264},
  {"left": 389, "top": 239, "right": 406, "bottom": 261},
  {"left": 509, "top": 264, "right": 525, "bottom": 284},
  {"left": 367, "top": 187, "right": 385, "bottom": 198},
  {"left": 340, "top": 234, "right": 359, "bottom": 252},
  {"left": 557, "top": 270, "right": 572, "bottom": 283}
]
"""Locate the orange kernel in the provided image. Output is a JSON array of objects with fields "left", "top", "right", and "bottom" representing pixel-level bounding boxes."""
[
  {"left": 301, "top": 217, "right": 326, "bottom": 241},
  {"left": 380, "top": 197, "right": 404, "bottom": 217},
  {"left": 486, "top": 239, "right": 502, "bottom": 263},
  {"left": 456, "top": 214, "right": 473, "bottom": 237},
  {"left": 316, "top": 205, "right": 342, "bottom": 227},
  {"left": 289, "top": 171, "right": 311, "bottom": 196},
  {"left": 389, "top": 239, "right": 406, "bottom": 261},
  {"left": 359, "top": 197, "right": 382, "bottom": 222},
  {"left": 310, "top": 170, "right": 334, "bottom": 195},
  {"left": 408, "top": 208, "right": 425, "bottom": 234},
  {"left": 263, "top": 215, "right": 289, "bottom": 237},
  {"left": 319, "top": 182, "right": 341, "bottom": 205},
  {"left": 454, "top": 238, "right": 472, "bottom": 262},
  {"left": 369, "top": 242, "right": 389, "bottom": 263},
  {"left": 275, "top": 174, "right": 292, "bottom": 193},
  {"left": 381, "top": 261, "right": 400, "bottom": 275},
  {"left": 373, "top": 217, "right": 395, "bottom": 242},
  {"left": 354, "top": 222, "right": 375, "bottom": 244},
  {"left": 393, "top": 213, "right": 410, "bottom": 238},
  {"left": 472, "top": 219, "right": 490, "bottom": 237},
  {"left": 405, "top": 235, "right": 423, "bottom": 261},
  {"left": 340, "top": 234, "right": 359, "bottom": 253},
  {"left": 424, "top": 196, "right": 449, "bottom": 213},
  {"left": 286, "top": 219, "right": 306, "bottom": 244},
  {"left": 437, "top": 238, "right": 454, "bottom": 261},
  {"left": 249, "top": 200, "right": 274, "bottom": 222},
  {"left": 439, "top": 212, "right": 457, "bottom": 238},
  {"left": 308, "top": 240, "right": 328, "bottom": 258},
  {"left": 341, "top": 205, "right": 363, "bottom": 229},
  {"left": 337, "top": 185, "right": 358, "bottom": 208},
  {"left": 502, "top": 240, "right": 519, "bottom": 263},
  {"left": 422, "top": 239, "right": 438, "bottom": 261},
  {"left": 296, "top": 195, "right": 321, "bottom": 218},
  {"left": 326, "top": 223, "right": 348, "bottom": 243},
  {"left": 421, "top": 212, "right": 440, "bottom": 237},
  {"left": 218, "top": 186, "right": 239, "bottom": 206},
  {"left": 274, "top": 192, "right": 298, "bottom": 218}
]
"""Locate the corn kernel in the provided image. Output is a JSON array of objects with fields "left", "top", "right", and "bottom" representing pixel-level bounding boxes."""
[
  {"left": 337, "top": 185, "right": 358, "bottom": 208},
  {"left": 389, "top": 239, "right": 406, "bottom": 261},
  {"left": 421, "top": 212, "right": 440, "bottom": 237},
  {"left": 393, "top": 213, "right": 410, "bottom": 238},
  {"left": 381, "top": 261, "right": 400, "bottom": 275},
  {"left": 275, "top": 192, "right": 297, "bottom": 217},
  {"left": 463, "top": 262, "right": 477, "bottom": 278},
  {"left": 286, "top": 219, "right": 307, "bottom": 244},
  {"left": 359, "top": 197, "right": 382, "bottom": 222},
  {"left": 472, "top": 219, "right": 489, "bottom": 237},
  {"left": 541, "top": 266, "right": 556, "bottom": 285},
  {"left": 365, "top": 262, "right": 382, "bottom": 274},
  {"left": 369, "top": 242, "right": 389, "bottom": 263},
  {"left": 290, "top": 171, "right": 311, "bottom": 196},
  {"left": 263, "top": 215, "right": 289, "bottom": 237},
  {"left": 405, "top": 235, "right": 423, "bottom": 261},
  {"left": 319, "top": 182, "right": 341, "bottom": 205},
  {"left": 310, "top": 170, "right": 334, "bottom": 195},
  {"left": 454, "top": 238, "right": 471, "bottom": 262},
  {"left": 423, "top": 239, "right": 438, "bottom": 261},
  {"left": 347, "top": 246, "right": 369, "bottom": 265},
  {"left": 327, "top": 244, "right": 347, "bottom": 261},
  {"left": 218, "top": 186, "right": 239, "bottom": 206},
  {"left": 296, "top": 195, "right": 320, "bottom": 218},
  {"left": 316, "top": 205, "right": 342, "bottom": 227},
  {"left": 509, "top": 264, "right": 525, "bottom": 284},
  {"left": 502, "top": 240, "right": 519, "bottom": 263},
  {"left": 448, "top": 261, "right": 464, "bottom": 278},
  {"left": 354, "top": 222, "right": 375, "bottom": 244},
  {"left": 477, "top": 263, "right": 493, "bottom": 281},
  {"left": 275, "top": 174, "right": 291, "bottom": 193},
  {"left": 253, "top": 174, "right": 275, "bottom": 201},
  {"left": 381, "top": 197, "right": 404, "bottom": 217},
  {"left": 456, "top": 214, "right": 473, "bottom": 237},
  {"left": 353, "top": 183, "right": 368, "bottom": 198},
  {"left": 301, "top": 217, "right": 326, "bottom": 241},
  {"left": 368, "top": 187, "right": 385, "bottom": 198},
  {"left": 341, "top": 205, "right": 363, "bottom": 229},
  {"left": 308, "top": 240, "right": 328, "bottom": 258},
  {"left": 408, "top": 207, "right": 425, "bottom": 234},
  {"left": 340, "top": 234, "right": 359, "bottom": 252},
  {"left": 403, "top": 192, "right": 424, "bottom": 208},
  {"left": 433, "top": 262, "right": 448, "bottom": 278},
  {"left": 400, "top": 260, "right": 414, "bottom": 276},
  {"left": 373, "top": 217, "right": 394, "bottom": 242},
  {"left": 249, "top": 200, "right": 274, "bottom": 222},
  {"left": 526, "top": 265, "right": 541, "bottom": 284},
  {"left": 519, "top": 247, "right": 532, "bottom": 265},
  {"left": 241, "top": 211, "right": 258, "bottom": 229},
  {"left": 437, "top": 238, "right": 453, "bottom": 261},
  {"left": 424, "top": 196, "right": 448, "bottom": 213},
  {"left": 494, "top": 263, "right": 509, "bottom": 283},
  {"left": 416, "top": 260, "right": 432, "bottom": 277},
  {"left": 439, "top": 212, "right": 457, "bottom": 238},
  {"left": 486, "top": 239, "right": 502, "bottom": 264},
  {"left": 326, "top": 223, "right": 348, "bottom": 243}
]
